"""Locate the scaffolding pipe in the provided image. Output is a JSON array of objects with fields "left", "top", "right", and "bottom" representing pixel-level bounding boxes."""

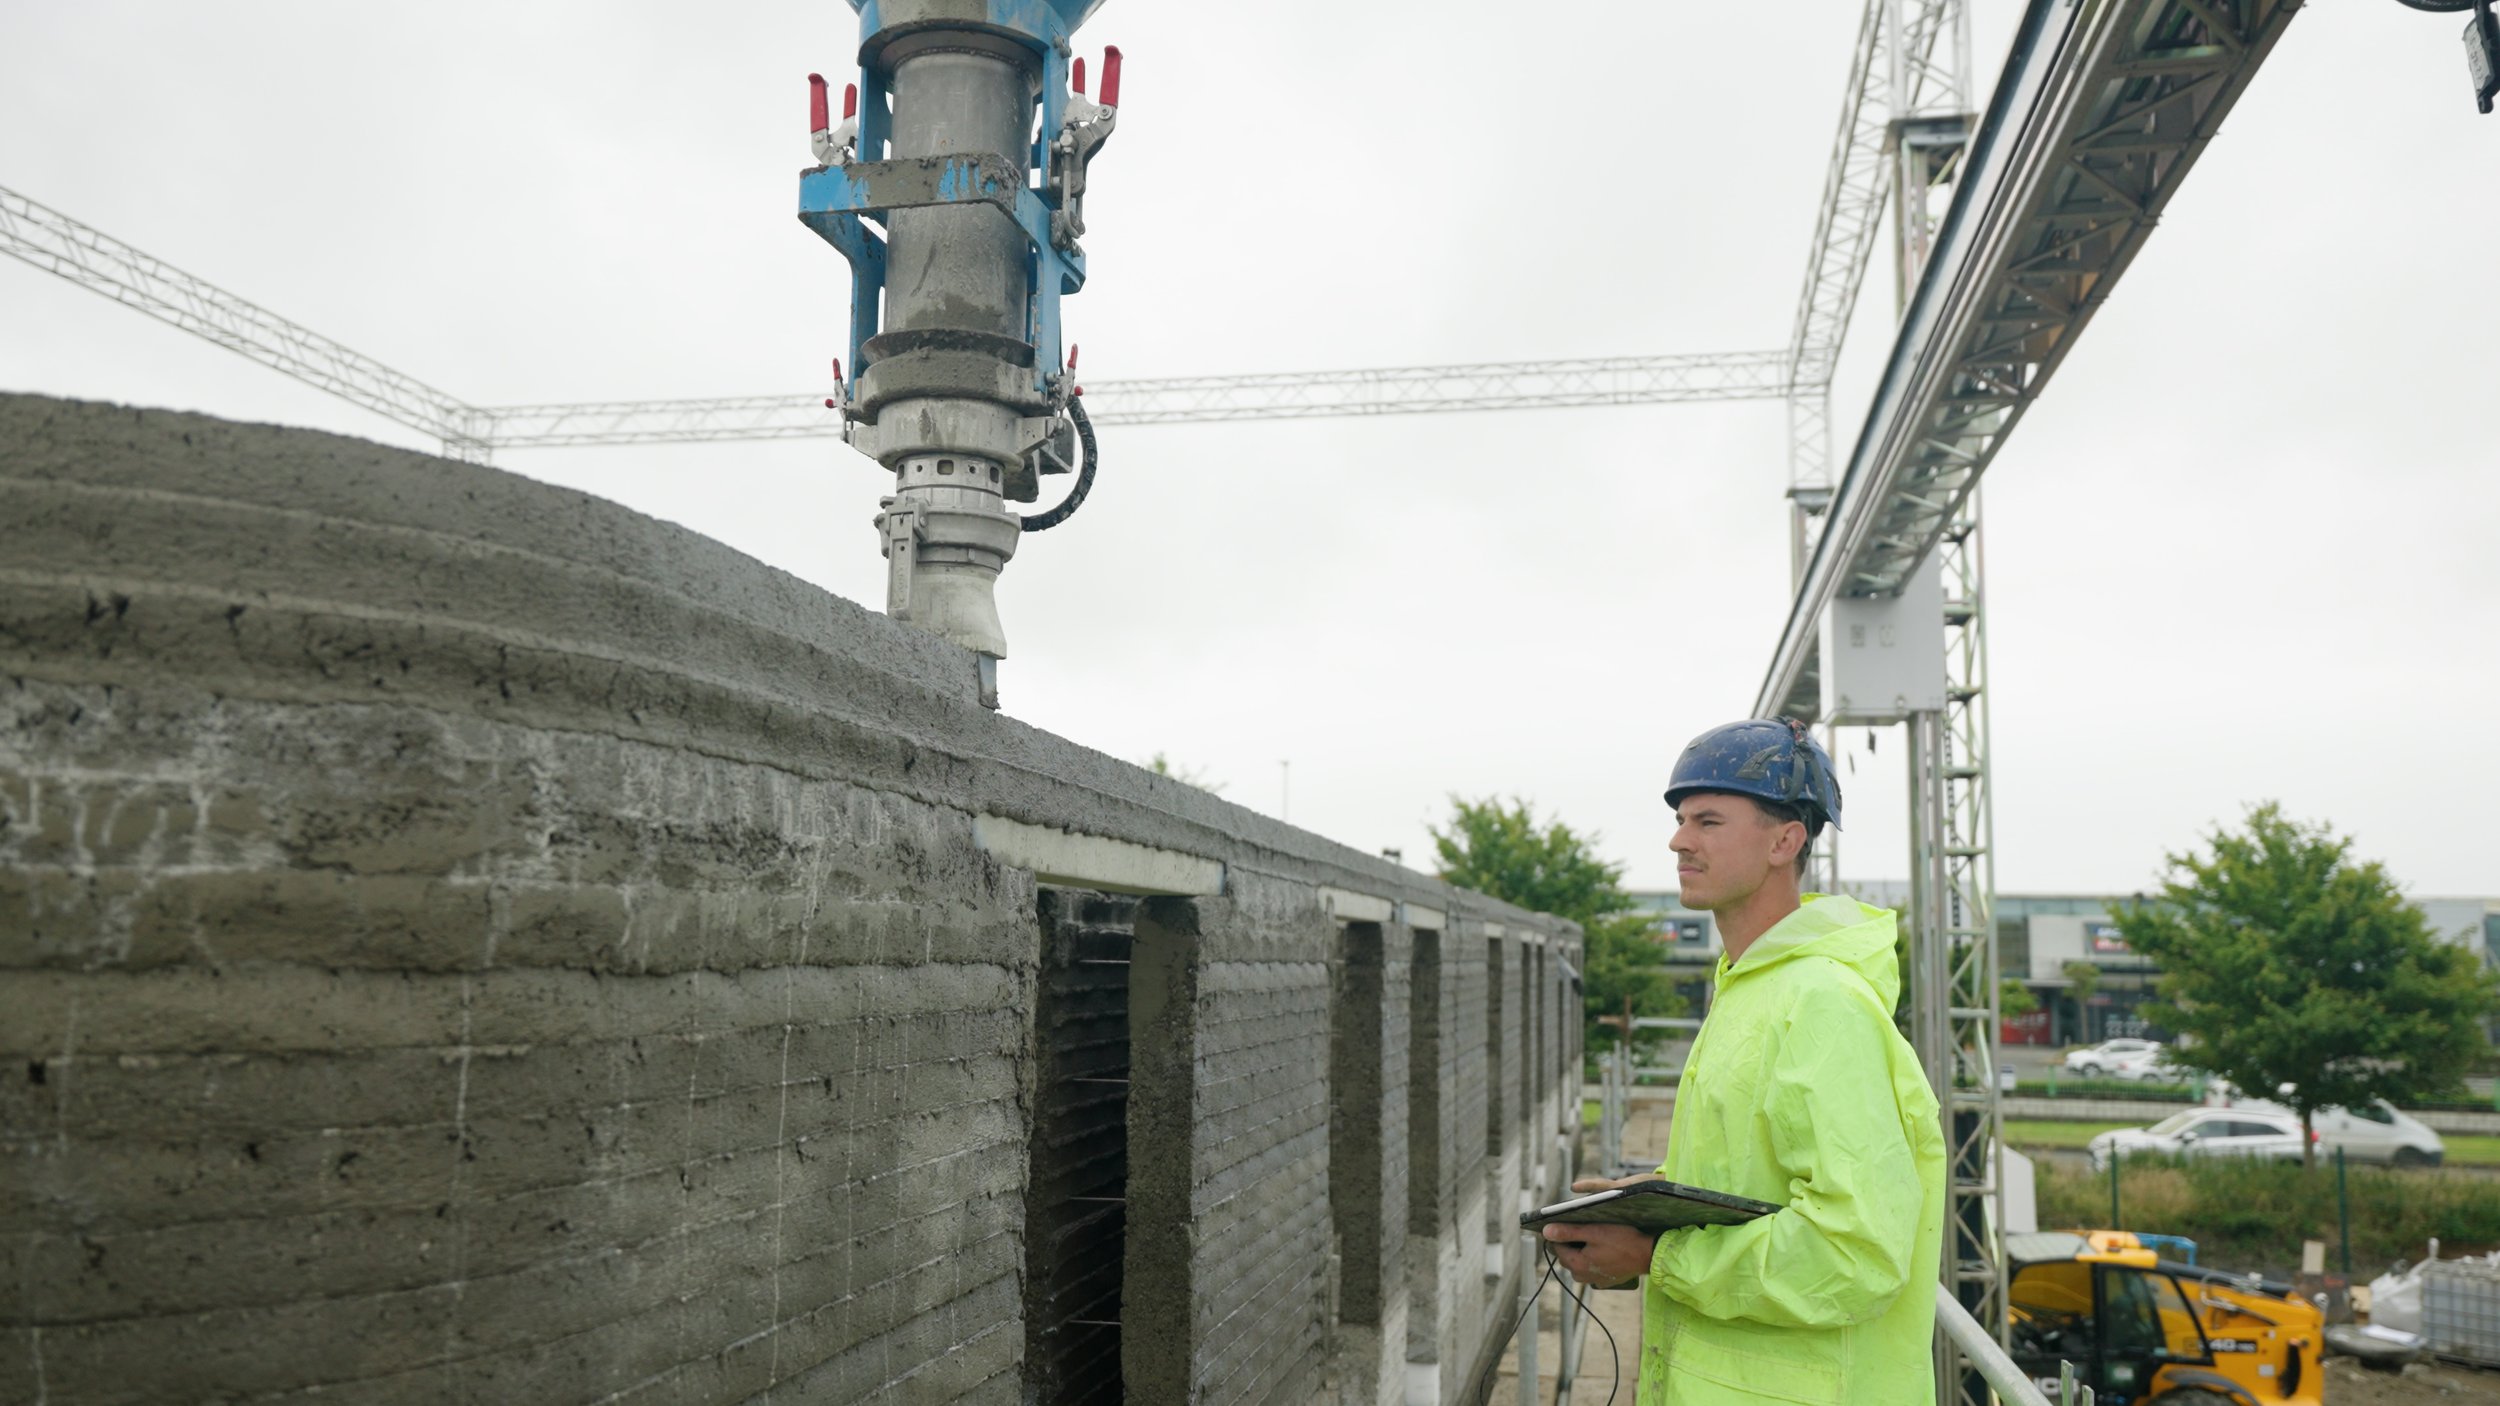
[{"left": 1933, "top": 1286, "right": 2090, "bottom": 1406}]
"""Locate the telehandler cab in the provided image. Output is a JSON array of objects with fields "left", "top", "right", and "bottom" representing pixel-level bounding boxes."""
[{"left": 2005, "top": 1230, "right": 2323, "bottom": 1405}]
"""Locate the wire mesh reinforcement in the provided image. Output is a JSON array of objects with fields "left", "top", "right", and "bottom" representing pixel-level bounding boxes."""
[{"left": 1023, "top": 890, "right": 1139, "bottom": 1406}]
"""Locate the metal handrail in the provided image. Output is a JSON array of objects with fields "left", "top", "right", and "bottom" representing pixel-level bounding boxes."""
[{"left": 1933, "top": 1285, "right": 2090, "bottom": 1406}]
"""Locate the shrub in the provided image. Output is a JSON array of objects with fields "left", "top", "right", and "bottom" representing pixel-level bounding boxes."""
[{"left": 2033, "top": 1157, "right": 2500, "bottom": 1276}]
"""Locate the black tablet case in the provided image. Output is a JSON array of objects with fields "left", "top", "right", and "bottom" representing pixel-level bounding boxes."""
[{"left": 1520, "top": 1179, "right": 1779, "bottom": 1236}]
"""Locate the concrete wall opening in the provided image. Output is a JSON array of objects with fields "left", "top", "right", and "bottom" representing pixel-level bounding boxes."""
[
  {"left": 1404, "top": 926, "right": 1444, "bottom": 1397},
  {"left": 1529, "top": 945, "right": 1547, "bottom": 1206},
  {"left": 1484, "top": 935, "right": 1508, "bottom": 1266},
  {"left": 1330, "top": 920, "right": 1389, "bottom": 1327},
  {"left": 1023, "top": 889, "right": 1139, "bottom": 1405}
]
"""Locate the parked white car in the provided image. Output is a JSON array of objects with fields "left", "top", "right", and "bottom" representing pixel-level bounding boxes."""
[
  {"left": 2086, "top": 1107, "right": 2310, "bottom": 1171},
  {"left": 2063, "top": 1037, "right": 2162, "bottom": 1077},
  {"left": 2224, "top": 1095, "right": 2446, "bottom": 1167}
]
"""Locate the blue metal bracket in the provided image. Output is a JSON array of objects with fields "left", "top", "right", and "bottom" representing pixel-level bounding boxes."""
[
  {"left": 808, "top": 0, "right": 1101, "bottom": 405},
  {"left": 798, "top": 153, "right": 1086, "bottom": 401}
]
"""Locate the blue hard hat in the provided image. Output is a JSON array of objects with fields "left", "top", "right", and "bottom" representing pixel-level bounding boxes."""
[{"left": 1663, "top": 719, "right": 1843, "bottom": 831}]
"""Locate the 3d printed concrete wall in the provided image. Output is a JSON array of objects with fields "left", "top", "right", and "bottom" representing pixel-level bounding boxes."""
[{"left": 0, "top": 395, "right": 1582, "bottom": 1405}]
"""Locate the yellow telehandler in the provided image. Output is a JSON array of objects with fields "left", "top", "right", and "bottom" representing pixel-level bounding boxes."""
[{"left": 2004, "top": 1230, "right": 2324, "bottom": 1405}]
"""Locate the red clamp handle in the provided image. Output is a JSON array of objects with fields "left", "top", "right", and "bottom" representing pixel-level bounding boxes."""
[
  {"left": 844, "top": 82, "right": 858, "bottom": 121},
  {"left": 1072, "top": 56, "right": 1087, "bottom": 96},
  {"left": 1099, "top": 46, "right": 1122, "bottom": 108},
  {"left": 809, "top": 74, "right": 828, "bottom": 132}
]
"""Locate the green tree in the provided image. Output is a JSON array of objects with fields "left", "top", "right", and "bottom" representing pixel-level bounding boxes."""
[
  {"left": 2061, "top": 960, "right": 2102, "bottom": 1043},
  {"left": 2108, "top": 803, "right": 2500, "bottom": 1166},
  {"left": 1999, "top": 979, "right": 2040, "bottom": 1020},
  {"left": 1430, "top": 796, "right": 1679, "bottom": 1050},
  {"left": 1143, "top": 752, "right": 1224, "bottom": 795}
]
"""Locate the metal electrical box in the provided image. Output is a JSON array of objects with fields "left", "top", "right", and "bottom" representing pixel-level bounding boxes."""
[{"left": 1818, "top": 552, "right": 1947, "bottom": 724}]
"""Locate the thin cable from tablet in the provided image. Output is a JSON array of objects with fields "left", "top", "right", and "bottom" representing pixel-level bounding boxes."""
[
  {"left": 1470, "top": 1246, "right": 1560, "bottom": 1405},
  {"left": 1563, "top": 1256, "right": 1624, "bottom": 1406},
  {"left": 1470, "top": 1243, "right": 1621, "bottom": 1406}
]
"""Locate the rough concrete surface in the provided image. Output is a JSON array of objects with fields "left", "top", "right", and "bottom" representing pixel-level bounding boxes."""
[{"left": 0, "top": 395, "right": 1582, "bottom": 1404}]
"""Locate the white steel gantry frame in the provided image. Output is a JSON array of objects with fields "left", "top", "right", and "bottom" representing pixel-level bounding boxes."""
[
  {"left": 0, "top": 180, "right": 1797, "bottom": 458},
  {"left": 1781, "top": 7, "right": 2015, "bottom": 1396},
  {"left": 1758, "top": 4, "right": 2305, "bottom": 1400},
  {"left": 1784, "top": 0, "right": 1971, "bottom": 494},
  {"left": 1783, "top": 0, "right": 1972, "bottom": 915},
  {"left": 481, "top": 351, "right": 1800, "bottom": 444},
  {"left": 5, "top": 10, "right": 2311, "bottom": 1395},
  {"left": 0, "top": 184, "right": 496, "bottom": 461}
]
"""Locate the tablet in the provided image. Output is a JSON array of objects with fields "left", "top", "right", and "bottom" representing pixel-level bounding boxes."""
[{"left": 1520, "top": 1178, "right": 1779, "bottom": 1236}]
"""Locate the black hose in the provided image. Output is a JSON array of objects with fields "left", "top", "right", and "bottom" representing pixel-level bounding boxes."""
[
  {"left": 1018, "top": 394, "right": 1096, "bottom": 532},
  {"left": 2390, "top": 0, "right": 2474, "bottom": 11}
]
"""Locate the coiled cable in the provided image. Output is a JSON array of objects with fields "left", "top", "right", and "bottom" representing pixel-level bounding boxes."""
[{"left": 1018, "top": 394, "right": 1096, "bottom": 533}]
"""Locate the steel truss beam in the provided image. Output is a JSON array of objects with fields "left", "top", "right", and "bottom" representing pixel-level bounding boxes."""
[
  {"left": 482, "top": 351, "right": 1799, "bottom": 447},
  {"left": 2, "top": 180, "right": 1795, "bottom": 460},
  {"left": 1785, "top": 0, "right": 1971, "bottom": 479},
  {"left": 1758, "top": 0, "right": 2304, "bottom": 723},
  {"left": 0, "top": 184, "right": 494, "bottom": 461}
]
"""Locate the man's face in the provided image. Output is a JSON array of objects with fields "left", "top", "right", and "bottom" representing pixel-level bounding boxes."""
[{"left": 1670, "top": 793, "right": 1800, "bottom": 911}]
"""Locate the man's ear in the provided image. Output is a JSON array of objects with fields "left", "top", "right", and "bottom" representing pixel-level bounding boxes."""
[{"left": 1773, "top": 821, "right": 1806, "bottom": 866}]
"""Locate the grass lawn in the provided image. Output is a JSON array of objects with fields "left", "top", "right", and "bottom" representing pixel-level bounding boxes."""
[
  {"left": 2003, "top": 1120, "right": 2500, "bottom": 1167},
  {"left": 2442, "top": 1134, "right": 2500, "bottom": 1165}
]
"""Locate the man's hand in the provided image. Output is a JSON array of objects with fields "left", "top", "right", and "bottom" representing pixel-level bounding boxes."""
[{"left": 1539, "top": 1221, "right": 1655, "bottom": 1289}]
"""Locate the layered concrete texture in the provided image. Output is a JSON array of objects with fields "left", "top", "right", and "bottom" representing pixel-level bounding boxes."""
[{"left": 0, "top": 394, "right": 1582, "bottom": 1405}]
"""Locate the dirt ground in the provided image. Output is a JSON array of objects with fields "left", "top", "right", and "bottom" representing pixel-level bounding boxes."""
[{"left": 2322, "top": 1354, "right": 2500, "bottom": 1403}]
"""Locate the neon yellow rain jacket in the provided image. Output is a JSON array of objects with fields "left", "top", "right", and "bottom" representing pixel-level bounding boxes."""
[{"left": 1639, "top": 895, "right": 1946, "bottom": 1404}]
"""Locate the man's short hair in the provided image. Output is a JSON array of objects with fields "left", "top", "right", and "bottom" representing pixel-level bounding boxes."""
[{"left": 1753, "top": 797, "right": 1821, "bottom": 867}]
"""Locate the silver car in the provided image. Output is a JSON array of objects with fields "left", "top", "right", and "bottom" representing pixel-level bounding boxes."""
[
  {"left": 2086, "top": 1107, "right": 2309, "bottom": 1171},
  {"left": 2063, "top": 1037, "right": 2162, "bottom": 1077},
  {"left": 2226, "top": 1095, "right": 2445, "bottom": 1167}
]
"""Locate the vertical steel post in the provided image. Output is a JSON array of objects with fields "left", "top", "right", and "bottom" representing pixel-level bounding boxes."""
[
  {"left": 2337, "top": 1147, "right": 2352, "bottom": 1275},
  {"left": 1938, "top": 492, "right": 2005, "bottom": 1366},
  {"left": 1516, "top": 1269, "right": 1540, "bottom": 1406},
  {"left": 1907, "top": 710, "right": 1953, "bottom": 1112},
  {"left": 1907, "top": 707, "right": 1958, "bottom": 1397},
  {"left": 1882, "top": 12, "right": 1999, "bottom": 1397}
]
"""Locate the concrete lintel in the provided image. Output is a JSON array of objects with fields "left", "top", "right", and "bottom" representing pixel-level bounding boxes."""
[
  {"left": 973, "top": 814, "right": 1224, "bottom": 897},
  {"left": 1318, "top": 886, "right": 1394, "bottom": 924},
  {"left": 1400, "top": 903, "right": 1446, "bottom": 932},
  {"left": 1482, "top": 923, "right": 1505, "bottom": 939}
]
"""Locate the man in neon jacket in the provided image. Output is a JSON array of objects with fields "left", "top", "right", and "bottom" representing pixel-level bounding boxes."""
[{"left": 1543, "top": 719, "right": 1946, "bottom": 1404}]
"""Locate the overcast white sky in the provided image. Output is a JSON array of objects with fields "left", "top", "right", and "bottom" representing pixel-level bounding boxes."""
[{"left": 4, "top": 3, "right": 2494, "bottom": 901}]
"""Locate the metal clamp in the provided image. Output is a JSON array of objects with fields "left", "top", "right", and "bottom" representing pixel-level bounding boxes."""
[
  {"left": 1048, "top": 47, "right": 1122, "bottom": 247},
  {"left": 807, "top": 75, "right": 859, "bottom": 166},
  {"left": 874, "top": 496, "right": 925, "bottom": 619}
]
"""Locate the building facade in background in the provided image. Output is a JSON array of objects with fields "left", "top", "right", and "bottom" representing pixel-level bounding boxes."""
[{"left": 1628, "top": 887, "right": 2500, "bottom": 1047}]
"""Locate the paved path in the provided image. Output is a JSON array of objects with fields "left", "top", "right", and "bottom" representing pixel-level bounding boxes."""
[{"left": 1487, "top": 1095, "right": 1673, "bottom": 1404}]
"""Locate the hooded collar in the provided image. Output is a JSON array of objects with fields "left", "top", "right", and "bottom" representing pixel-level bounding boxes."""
[{"left": 1714, "top": 892, "right": 1902, "bottom": 1010}]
